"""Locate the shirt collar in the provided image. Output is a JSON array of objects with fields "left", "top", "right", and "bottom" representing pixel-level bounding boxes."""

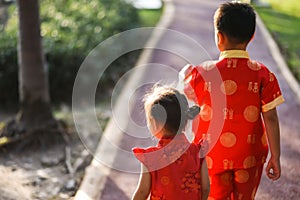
[
  {"left": 158, "top": 133, "right": 188, "bottom": 147},
  {"left": 219, "top": 50, "right": 249, "bottom": 60}
]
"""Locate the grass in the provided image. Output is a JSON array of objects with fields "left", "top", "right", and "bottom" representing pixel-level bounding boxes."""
[
  {"left": 255, "top": 0, "right": 300, "bottom": 81},
  {"left": 138, "top": 8, "right": 163, "bottom": 27}
]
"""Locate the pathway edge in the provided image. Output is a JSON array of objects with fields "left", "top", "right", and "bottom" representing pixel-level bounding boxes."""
[
  {"left": 74, "top": 1, "right": 175, "bottom": 199},
  {"left": 256, "top": 14, "right": 300, "bottom": 105}
]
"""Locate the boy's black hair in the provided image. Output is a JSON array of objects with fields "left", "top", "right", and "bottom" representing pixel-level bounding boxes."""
[{"left": 214, "top": 2, "right": 256, "bottom": 44}]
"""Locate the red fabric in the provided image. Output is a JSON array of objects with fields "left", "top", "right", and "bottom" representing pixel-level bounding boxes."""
[
  {"left": 182, "top": 54, "right": 284, "bottom": 170},
  {"left": 208, "top": 165, "right": 264, "bottom": 200},
  {"left": 133, "top": 134, "right": 204, "bottom": 200}
]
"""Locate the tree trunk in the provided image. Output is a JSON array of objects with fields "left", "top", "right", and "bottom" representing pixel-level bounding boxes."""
[{"left": 16, "top": 0, "right": 56, "bottom": 132}]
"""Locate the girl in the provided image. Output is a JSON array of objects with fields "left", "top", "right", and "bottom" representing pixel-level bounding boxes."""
[{"left": 132, "top": 85, "right": 210, "bottom": 200}]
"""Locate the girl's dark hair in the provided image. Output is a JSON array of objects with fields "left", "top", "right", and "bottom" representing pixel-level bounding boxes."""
[
  {"left": 214, "top": 2, "right": 256, "bottom": 44},
  {"left": 144, "top": 84, "right": 200, "bottom": 135}
]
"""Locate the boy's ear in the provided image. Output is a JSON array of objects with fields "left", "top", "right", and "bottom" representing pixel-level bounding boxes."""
[
  {"left": 217, "top": 32, "right": 225, "bottom": 45},
  {"left": 250, "top": 32, "right": 255, "bottom": 42}
]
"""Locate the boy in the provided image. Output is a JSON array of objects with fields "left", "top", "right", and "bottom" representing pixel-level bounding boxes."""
[{"left": 180, "top": 2, "right": 284, "bottom": 199}]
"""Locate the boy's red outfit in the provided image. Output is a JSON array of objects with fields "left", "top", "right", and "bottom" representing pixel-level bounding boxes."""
[
  {"left": 180, "top": 50, "right": 284, "bottom": 199},
  {"left": 133, "top": 133, "right": 205, "bottom": 200}
]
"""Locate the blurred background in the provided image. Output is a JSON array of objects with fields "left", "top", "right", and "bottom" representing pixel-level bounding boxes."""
[{"left": 0, "top": 0, "right": 299, "bottom": 199}]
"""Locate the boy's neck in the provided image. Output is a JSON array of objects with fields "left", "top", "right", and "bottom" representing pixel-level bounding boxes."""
[{"left": 220, "top": 44, "right": 247, "bottom": 52}]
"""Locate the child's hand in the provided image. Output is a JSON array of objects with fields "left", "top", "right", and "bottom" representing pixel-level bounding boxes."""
[{"left": 265, "top": 156, "right": 281, "bottom": 181}]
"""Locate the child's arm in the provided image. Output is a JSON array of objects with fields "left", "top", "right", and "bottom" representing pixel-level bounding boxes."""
[
  {"left": 262, "top": 107, "right": 281, "bottom": 181},
  {"left": 200, "top": 159, "right": 210, "bottom": 200},
  {"left": 132, "top": 164, "right": 151, "bottom": 200}
]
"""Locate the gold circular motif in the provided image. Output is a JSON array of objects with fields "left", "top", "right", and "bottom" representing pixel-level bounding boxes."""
[
  {"left": 243, "top": 156, "right": 257, "bottom": 169},
  {"left": 220, "top": 172, "right": 232, "bottom": 186},
  {"left": 234, "top": 170, "right": 250, "bottom": 183},
  {"left": 161, "top": 176, "right": 170, "bottom": 186},
  {"left": 261, "top": 133, "right": 268, "bottom": 146},
  {"left": 220, "top": 80, "right": 237, "bottom": 95},
  {"left": 200, "top": 104, "right": 212, "bottom": 121},
  {"left": 220, "top": 132, "right": 237, "bottom": 148},
  {"left": 206, "top": 156, "right": 213, "bottom": 169},
  {"left": 247, "top": 60, "right": 261, "bottom": 71},
  {"left": 244, "top": 105, "right": 259, "bottom": 122},
  {"left": 269, "top": 72, "right": 275, "bottom": 82}
]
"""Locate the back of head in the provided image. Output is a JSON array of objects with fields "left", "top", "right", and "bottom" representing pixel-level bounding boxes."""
[
  {"left": 144, "top": 84, "right": 199, "bottom": 135},
  {"left": 214, "top": 2, "right": 256, "bottom": 44}
]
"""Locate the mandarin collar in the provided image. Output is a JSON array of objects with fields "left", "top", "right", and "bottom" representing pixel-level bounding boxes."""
[
  {"left": 219, "top": 50, "right": 250, "bottom": 60},
  {"left": 158, "top": 133, "right": 187, "bottom": 147}
]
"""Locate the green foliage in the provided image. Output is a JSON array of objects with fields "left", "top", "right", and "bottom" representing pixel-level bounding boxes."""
[
  {"left": 138, "top": 8, "right": 162, "bottom": 27},
  {"left": 260, "top": 0, "right": 300, "bottom": 18},
  {"left": 40, "top": 0, "right": 140, "bottom": 53},
  {"left": 256, "top": 0, "right": 300, "bottom": 82},
  {"left": 0, "top": 0, "right": 142, "bottom": 106}
]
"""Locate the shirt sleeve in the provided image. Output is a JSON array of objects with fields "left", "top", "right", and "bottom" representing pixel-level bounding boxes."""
[
  {"left": 178, "top": 64, "right": 198, "bottom": 102},
  {"left": 260, "top": 65, "right": 285, "bottom": 112},
  {"left": 132, "top": 147, "right": 156, "bottom": 167},
  {"left": 132, "top": 147, "right": 165, "bottom": 172}
]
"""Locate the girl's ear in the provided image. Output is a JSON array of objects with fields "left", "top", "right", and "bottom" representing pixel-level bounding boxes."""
[
  {"left": 148, "top": 117, "right": 159, "bottom": 133},
  {"left": 149, "top": 118, "right": 164, "bottom": 138},
  {"left": 150, "top": 118, "right": 157, "bottom": 131}
]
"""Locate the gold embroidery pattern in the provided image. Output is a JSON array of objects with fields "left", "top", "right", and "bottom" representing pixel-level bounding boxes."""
[
  {"left": 204, "top": 82, "right": 212, "bottom": 92},
  {"left": 206, "top": 156, "right": 213, "bottom": 169},
  {"left": 269, "top": 72, "right": 275, "bottom": 82},
  {"left": 227, "top": 59, "right": 238, "bottom": 68},
  {"left": 220, "top": 132, "right": 237, "bottom": 148},
  {"left": 181, "top": 171, "right": 201, "bottom": 193},
  {"left": 261, "top": 133, "right": 268, "bottom": 146},
  {"left": 161, "top": 145, "right": 186, "bottom": 164},
  {"left": 247, "top": 134, "right": 256, "bottom": 144},
  {"left": 161, "top": 176, "right": 170, "bottom": 186},
  {"left": 208, "top": 197, "right": 216, "bottom": 200},
  {"left": 200, "top": 105, "right": 213, "bottom": 121},
  {"left": 220, "top": 80, "right": 237, "bottom": 95},
  {"left": 248, "top": 82, "right": 259, "bottom": 93},
  {"left": 235, "top": 170, "right": 250, "bottom": 183},
  {"left": 220, "top": 172, "right": 233, "bottom": 186},
  {"left": 151, "top": 193, "right": 167, "bottom": 200},
  {"left": 247, "top": 60, "right": 261, "bottom": 71},
  {"left": 227, "top": 59, "right": 232, "bottom": 68},
  {"left": 223, "top": 159, "right": 234, "bottom": 170},
  {"left": 223, "top": 108, "right": 234, "bottom": 119},
  {"left": 237, "top": 193, "right": 244, "bottom": 200},
  {"left": 243, "top": 156, "right": 257, "bottom": 169},
  {"left": 244, "top": 105, "right": 259, "bottom": 122}
]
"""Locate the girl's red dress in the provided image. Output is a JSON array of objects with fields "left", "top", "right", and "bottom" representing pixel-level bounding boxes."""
[{"left": 133, "top": 133, "right": 204, "bottom": 200}]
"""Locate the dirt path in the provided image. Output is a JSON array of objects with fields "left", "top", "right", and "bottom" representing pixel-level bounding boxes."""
[
  {"left": 78, "top": 0, "right": 300, "bottom": 199},
  {"left": 0, "top": 104, "right": 111, "bottom": 200}
]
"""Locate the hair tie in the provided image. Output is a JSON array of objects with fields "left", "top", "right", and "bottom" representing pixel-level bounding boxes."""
[{"left": 186, "top": 105, "right": 200, "bottom": 120}]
